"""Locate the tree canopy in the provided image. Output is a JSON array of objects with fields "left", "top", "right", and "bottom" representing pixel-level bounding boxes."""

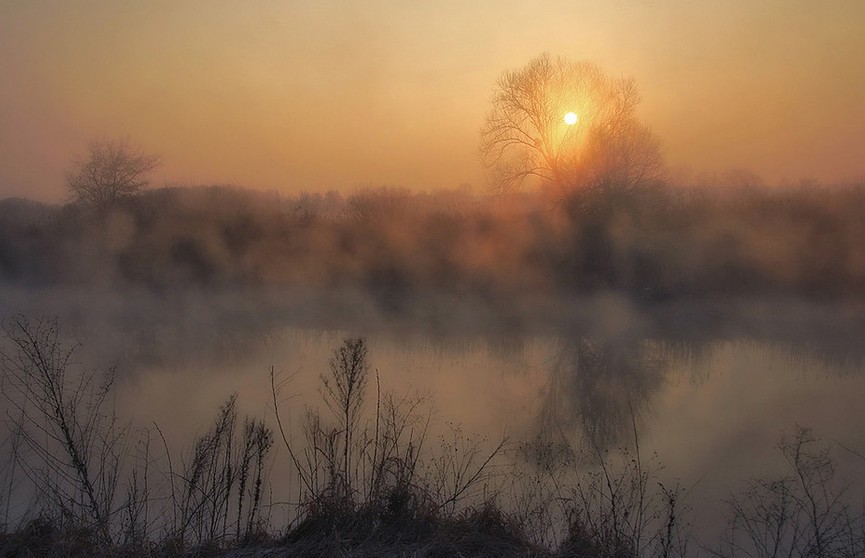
[
  {"left": 66, "top": 138, "right": 159, "bottom": 210},
  {"left": 480, "top": 54, "right": 664, "bottom": 195}
]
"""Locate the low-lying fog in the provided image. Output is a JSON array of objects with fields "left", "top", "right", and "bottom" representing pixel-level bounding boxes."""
[{"left": 2, "top": 282, "right": 864, "bottom": 543}]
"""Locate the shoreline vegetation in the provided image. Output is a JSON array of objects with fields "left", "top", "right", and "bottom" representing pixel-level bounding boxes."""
[
  {"left": 0, "top": 321, "right": 863, "bottom": 557},
  {"left": 2, "top": 182, "right": 865, "bottom": 301}
]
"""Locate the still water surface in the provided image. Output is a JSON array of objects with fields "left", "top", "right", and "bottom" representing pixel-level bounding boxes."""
[
  {"left": 114, "top": 319, "right": 865, "bottom": 543},
  {"left": 4, "top": 287, "right": 865, "bottom": 544}
]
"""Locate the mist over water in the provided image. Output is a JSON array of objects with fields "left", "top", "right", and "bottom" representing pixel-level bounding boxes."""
[
  {"left": 3, "top": 284, "right": 864, "bottom": 542},
  {"left": 2, "top": 184, "right": 865, "bottom": 551}
]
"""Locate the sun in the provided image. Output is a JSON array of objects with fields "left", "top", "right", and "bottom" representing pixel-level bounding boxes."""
[{"left": 563, "top": 112, "right": 578, "bottom": 125}]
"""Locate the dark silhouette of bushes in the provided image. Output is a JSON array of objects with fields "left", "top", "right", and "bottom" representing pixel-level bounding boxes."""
[{"left": 3, "top": 182, "right": 865, "bottom": 300}]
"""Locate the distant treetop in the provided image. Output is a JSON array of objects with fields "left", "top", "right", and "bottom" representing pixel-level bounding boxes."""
[{"left": 66, "top": 137, "right": 159, "bottom": 211}]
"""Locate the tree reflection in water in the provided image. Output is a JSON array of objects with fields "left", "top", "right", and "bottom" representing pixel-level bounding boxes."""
[{"left": 537, "top": 336, "right": 667, "bottom": 451}]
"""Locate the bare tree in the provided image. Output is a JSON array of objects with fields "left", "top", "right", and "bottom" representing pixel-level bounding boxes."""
[
  {"left": 480, "top": 53, "right": 664, "bottom": 195},
  {"left": 66, "top": 137, "right": 159, "bottom": 210}
]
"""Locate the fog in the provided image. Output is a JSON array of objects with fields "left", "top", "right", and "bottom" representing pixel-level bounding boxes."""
[
  {"left": 3, "top": 183, "right": 865, "bottom": 300},
  {"left": 3, "top": 184, "right": 865, "bottom": 440},
  {"left": 2, "top": 266, "right": 864, "bottom": 548}
]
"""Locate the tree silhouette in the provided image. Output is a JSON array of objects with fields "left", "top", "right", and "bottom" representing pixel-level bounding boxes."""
[
  {"left": 66, "top": 138, "right": 159, "bottom": 210},
  {"left": 480, "top": 54, "right": 664, "bottom": 195}
]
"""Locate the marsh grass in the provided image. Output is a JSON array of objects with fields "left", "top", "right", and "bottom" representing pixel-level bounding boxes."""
[{"left": 273, "top": 338, "right": 515, "bottom": 554}]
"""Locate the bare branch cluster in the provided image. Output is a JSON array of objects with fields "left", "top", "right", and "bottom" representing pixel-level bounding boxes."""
[
  {"left": 66, "top": 138, "right": 159, "bottom": 211},
  {"left": 480, "top": 53, "right": 664, "bottom": 195},
  {"left": 718, "top": 427, "right": 865, "bottom": 557},
  {"left": 0, "top": 316, "right": 127, "bottom": 543}
]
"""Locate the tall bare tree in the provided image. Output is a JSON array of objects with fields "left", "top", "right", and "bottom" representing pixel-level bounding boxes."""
[
  {"left": 480, "top": 54, "right": 664, "bottom": 195},
  {"left": 66, "top": 138, "right": 159, "bottom": 210}
]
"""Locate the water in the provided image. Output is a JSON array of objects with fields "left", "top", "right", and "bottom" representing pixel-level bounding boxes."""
[{"left": 2, "top": 286, "right": 864, "bottom": 546}]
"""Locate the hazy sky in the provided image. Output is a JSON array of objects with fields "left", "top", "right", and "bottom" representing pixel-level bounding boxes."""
[{"left": 2, "top": 0, "right": 864, "bottom": 201}]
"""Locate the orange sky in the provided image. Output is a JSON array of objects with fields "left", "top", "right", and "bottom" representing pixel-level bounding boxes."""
[{"left": 1, "top": 0, "right": 864, "bottom": 201}]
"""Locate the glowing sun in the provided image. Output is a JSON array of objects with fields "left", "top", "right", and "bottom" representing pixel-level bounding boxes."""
[{"left": 564, "top": 112, "right": 578, "bottom": 125}]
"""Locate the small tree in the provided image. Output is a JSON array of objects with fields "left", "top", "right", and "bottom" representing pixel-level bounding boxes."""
[
  {"left": 480, "top": 53, "right": 664, "bottom": 195},
  {"left": 66, "top": 138, "right": 159, "bottom": 210}
]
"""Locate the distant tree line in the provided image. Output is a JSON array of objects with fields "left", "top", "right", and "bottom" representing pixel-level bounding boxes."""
[
  {"left": 3, "top": 48, "right": 862, "bottom": 301},
  {"left": 1, "top": 181, "right": 865, "bottom": 301}
]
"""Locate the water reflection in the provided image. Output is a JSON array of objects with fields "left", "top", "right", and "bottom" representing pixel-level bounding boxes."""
[
  {"left": 7, "top": 287, "right": 864, "bottom": 457},
  {"left": 4, "top": 289, "right": 865, "bottom": 545},
  {"left": 538, "top": 336, "right": 666, "bottom": 450},
  {"left": 533, "top": 322, "right": 865, "bottom": 454}
]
